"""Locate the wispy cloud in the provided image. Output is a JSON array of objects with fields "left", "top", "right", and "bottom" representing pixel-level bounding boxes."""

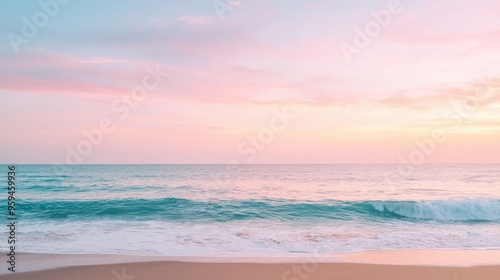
[{"left": 174, "top": 15, "right": 214, "bottom": 26}]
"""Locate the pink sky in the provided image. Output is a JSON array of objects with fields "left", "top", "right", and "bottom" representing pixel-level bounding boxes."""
[{"left": 1, "top": 0, "right": 499, "bottom": 163}]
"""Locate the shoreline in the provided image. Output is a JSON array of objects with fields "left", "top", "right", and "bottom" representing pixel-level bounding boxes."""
[
  {"left": 1, "top": 261, "right": 500, "bottom": 280},
  {"left": 1, "top": 249, "right": 500, "bottom": 278}
]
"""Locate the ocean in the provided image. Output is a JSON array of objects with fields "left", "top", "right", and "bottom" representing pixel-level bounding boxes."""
[{"left": 5, "top": 164, "right": 500, "bottom": 256}]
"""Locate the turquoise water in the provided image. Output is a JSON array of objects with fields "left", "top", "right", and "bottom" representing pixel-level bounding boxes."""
[
  {"left": 4, "top": 164, "right": 500, "bottom": 256},
  {"left": 20, "top": 198, "right": 500, "bottom": 222}
]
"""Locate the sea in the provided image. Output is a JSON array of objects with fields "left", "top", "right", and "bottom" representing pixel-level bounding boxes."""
[{"left": 4, "top": 164, "right": 500, "bottom": 256}]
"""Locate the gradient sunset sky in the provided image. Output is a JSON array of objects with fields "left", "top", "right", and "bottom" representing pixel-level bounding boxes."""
[{"left": 1, "top": 0, "right": 499, "bottom": 164}]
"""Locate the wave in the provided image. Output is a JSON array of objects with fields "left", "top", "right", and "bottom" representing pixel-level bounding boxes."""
[
  {"left": 367, "top": 199, "right": 500, "bottom": 221},
  {"left": 16, "top": 198, "right": 500, "bottom": 222}
]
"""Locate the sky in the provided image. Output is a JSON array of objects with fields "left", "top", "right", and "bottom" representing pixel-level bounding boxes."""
[{"left": 0, "top": 0, "right": 499, "bottom": 164}]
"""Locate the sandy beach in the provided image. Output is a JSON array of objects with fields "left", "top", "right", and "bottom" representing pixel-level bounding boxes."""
[{"left": 2, "top": 251, "right": 500, "bottom": 280}]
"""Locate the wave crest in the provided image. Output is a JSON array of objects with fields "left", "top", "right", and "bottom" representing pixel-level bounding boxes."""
[{"left": 368, "top": 199, "right": 500, "bottom": 221}]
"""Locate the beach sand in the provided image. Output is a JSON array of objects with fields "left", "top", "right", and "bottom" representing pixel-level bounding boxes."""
[{"left": 1, "top": 251, "right": 500, "bottom": 280}]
